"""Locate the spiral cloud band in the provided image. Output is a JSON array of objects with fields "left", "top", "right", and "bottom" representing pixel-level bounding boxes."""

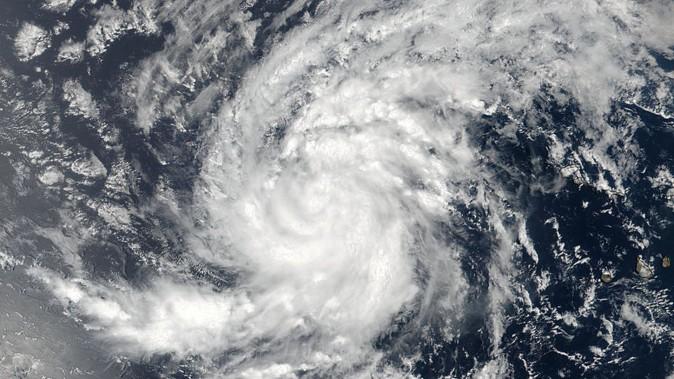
[{"left": 23, "top": 0, "right": 674, "bottom": 377}]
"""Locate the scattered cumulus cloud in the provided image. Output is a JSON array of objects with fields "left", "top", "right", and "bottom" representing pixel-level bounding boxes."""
[{"left": 14, "top": 22, "right": 51, "bottom": 62}]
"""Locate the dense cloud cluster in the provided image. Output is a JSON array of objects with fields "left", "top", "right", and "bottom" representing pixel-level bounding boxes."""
[{"left": 5, "top": 0, "right": 674, "bottom": 377}]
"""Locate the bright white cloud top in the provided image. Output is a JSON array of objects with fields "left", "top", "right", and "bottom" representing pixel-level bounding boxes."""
[{"left": 24, "top": 0, "right": 674, "bottom": 378}]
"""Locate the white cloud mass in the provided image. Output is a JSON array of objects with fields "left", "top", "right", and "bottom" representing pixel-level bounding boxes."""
[
  {"left": 14, "top": 22, "right": 51, "bottom": 62},
  {"left": 30, "top": 0, "right": 674, "bottom": 377}
]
